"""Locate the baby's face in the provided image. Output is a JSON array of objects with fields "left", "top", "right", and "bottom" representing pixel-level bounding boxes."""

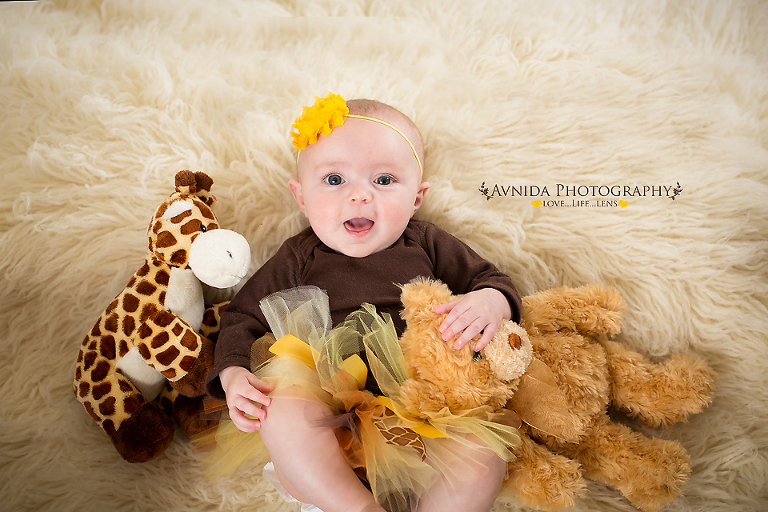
[{"left": 289, "top": 117, "right": 429, "bottom": 258}]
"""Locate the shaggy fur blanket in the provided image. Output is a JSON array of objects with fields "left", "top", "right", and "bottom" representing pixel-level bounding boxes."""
[{"left": 1, "top": 1, "right": 766, "bottom": 511}]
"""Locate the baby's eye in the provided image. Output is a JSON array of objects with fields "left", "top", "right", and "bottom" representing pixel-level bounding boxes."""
[
  {"left": 373, "top": 175, "right": 395, "bottom": 186},
  {"left": 324, "top": 174, "right": 345, "bottom": 186}
]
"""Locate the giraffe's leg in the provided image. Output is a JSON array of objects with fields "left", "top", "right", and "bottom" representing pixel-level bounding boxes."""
[{"left": 111, "top": 400, "right": 176, "bottom": 463}]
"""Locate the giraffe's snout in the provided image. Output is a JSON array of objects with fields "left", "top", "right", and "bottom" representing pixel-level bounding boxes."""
[{"left": 188, "top": 229, "right": 251, "bottom": 288}]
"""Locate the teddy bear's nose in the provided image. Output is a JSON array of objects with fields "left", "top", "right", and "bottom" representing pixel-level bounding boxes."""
[{"left": 509, "top": 333, "right": 522, "bottom": 350}]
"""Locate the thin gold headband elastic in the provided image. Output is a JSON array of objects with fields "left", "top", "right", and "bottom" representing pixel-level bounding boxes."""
[{"left": 296, "top": 114, "right": 423, "bottom": 176}]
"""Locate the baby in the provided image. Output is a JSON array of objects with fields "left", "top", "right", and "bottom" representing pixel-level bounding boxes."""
[{"left": 205, "top": 93, "right": 522, "bottom": 512}]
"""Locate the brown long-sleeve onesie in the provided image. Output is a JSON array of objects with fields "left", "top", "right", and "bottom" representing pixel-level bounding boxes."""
[{"left": 205, "top": 220, "right": 521, "bottom": 400}]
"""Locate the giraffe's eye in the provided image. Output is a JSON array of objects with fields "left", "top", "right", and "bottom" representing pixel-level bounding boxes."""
[{"left": 200, "top": 224, "right": 207, "bottom": 233}]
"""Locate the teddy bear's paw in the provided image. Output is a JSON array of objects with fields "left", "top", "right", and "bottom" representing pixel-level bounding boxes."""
[
  {"left": 504, "top": 435, "right": 585, "bottom": 510},
  {"left": 522, "top": 285, "right": 624, "bottom": 337},
  {"left": 111, "top": 402, "right": 175, "bottom": 463},
  {"left": 605, "top": 343, "right": 717, "bottom": 428}
]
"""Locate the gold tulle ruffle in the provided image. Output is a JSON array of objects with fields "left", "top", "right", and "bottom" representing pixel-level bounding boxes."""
[{"left": 197, "top": 286, "right": 521, "bottom": 511}]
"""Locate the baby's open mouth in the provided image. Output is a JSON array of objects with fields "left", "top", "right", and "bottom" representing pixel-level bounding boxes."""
[{"left": 345, "top": 218, "right": 374, "bottom": 234}]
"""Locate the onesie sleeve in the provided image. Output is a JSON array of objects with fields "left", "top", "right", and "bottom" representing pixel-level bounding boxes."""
[
  {"left": 204, "top": 239, "right": 303, "bottom": 400},
  {"left": 421, "top": 222, "right": 522, "bottom": 324}
]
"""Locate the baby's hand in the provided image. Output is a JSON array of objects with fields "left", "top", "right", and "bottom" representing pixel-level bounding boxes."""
[
  {"left": 220, "top": 366, "right": 275, "bottom": 433},
  {"left": 432, "top": 288, "right": 512, "bottom": 352}
]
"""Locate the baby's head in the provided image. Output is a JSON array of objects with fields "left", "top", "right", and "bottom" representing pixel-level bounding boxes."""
[{"left": 289, "top": 93, "right": 430, "bottom": 258}]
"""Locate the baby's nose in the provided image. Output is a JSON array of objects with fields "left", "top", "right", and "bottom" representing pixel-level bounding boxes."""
[{"left": 348, "top": 185, "right": 372, "bottom": 203}]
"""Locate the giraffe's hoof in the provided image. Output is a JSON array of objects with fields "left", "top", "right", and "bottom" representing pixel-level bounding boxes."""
[
  {"left": 111, "top": 402, "right": 175, "bottom": 463},
  {"left": 173, "top": 394, "right": 221, "bottom": 437}
]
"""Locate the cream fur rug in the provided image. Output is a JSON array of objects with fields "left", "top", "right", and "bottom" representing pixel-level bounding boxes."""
[{"left": 1, "top": 1, "right": 766, "bottom": 511}]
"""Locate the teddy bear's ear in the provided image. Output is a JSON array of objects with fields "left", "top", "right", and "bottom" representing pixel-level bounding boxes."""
[
  {"left": 483, "top": 321, "right": 533, "bottom": 382},
  {"left": 399, "top": 278, "right": 454, "bottom": 325}
]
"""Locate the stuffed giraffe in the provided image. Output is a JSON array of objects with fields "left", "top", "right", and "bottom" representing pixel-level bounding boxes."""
[{"left": 73, "top": 171, "right": 250, "bottom": 463}]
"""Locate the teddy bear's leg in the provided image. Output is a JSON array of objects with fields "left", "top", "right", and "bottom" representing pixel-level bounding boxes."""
[
  {"left": 601, "top": 340, "right": 716, "bottom": 428},
  {"left": 564, "top": 415, "right": 690, "bottom": 512},
  {"left": 503, "top": 432, "right": 585, "bottom": 511}
]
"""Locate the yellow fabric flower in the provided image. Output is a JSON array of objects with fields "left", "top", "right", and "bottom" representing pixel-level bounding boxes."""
[{"left": 291, "top": 92, "right": 349, "bottom": 151}]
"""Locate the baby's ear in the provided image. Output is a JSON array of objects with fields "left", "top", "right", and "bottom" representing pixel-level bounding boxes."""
[
  {"left": 288, "top": 179, "right": 307, "bottom": 215},
  {"left": 399, "top": 277, "right": 454, "bottom": 325},
  {"left": 482, "top": 321, "right": 533, "bottom": 382}
]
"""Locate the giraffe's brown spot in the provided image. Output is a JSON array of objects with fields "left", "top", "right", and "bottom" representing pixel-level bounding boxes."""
[
  {"left": 202, "top": 309, "right": 218, "bottom": 328},
  {"left": 151, "top": 332, "right": 170, "bottom": 349},
  {"left": 170, "top": 249, "right": 187, "bottom": 265},
  {"left": 153, "top": 310, "right": 174, "bottom": 328},
  {"left": 74, "top": 366, "right": 82, "bottom": 381},
  {"left": 106, "top": 299, "right": 119, "bottom": 314},
  {"left": 200, "top": 205, "right": 215, "bottom": 220},
  {"left": 136, "top": 280, "right": 158, "bottom": 296},
  {"left": 88, "top": 340, "right": 98, "bottom": 351},
  {"left": 124, "top": 394, "right": 143, "bottom": 414},
  {"left": 84, "top": 402, "right": 99, "bottom": 422},
  {"left": 159, "top": 291, "right": 166, "bottom": 304},
  {"left": 161, "top": 368, "right": 177, "bottom": 379},
  {"left": 171, "top": 209, "right": 193, "bottom": 223},
  {"left": 180, "top": 331, "right": 199, "bottom": 351},
  {"left": 140, "top": 303, "right": 158, "bottom": 323},
  {"left": 99, "top": 396, "right": 116, "bottom": 416},
  {"left": 102, "top": 419, "right": 116, "bottom": 436},
  {"left": 77, "top": 347, "right": 84, "bottom": 362},
  {"left": 179, "top": 355, "right": 196, "bottom": 372},
  {"left": 172, "top": 324, "right": 184, "bottom": 336},
  {"left": 123, "top": 293, "right": 140, "bottom": 313},
  {"left": 138, "top": 343, "right": 150, "bottom": 360},
  {"left": 104, "top": 313, "right": 119, "bottom": 333},
  {"left": 78, "top": 381, "right": 90, "bottom": 398},
  {"left": 83, "top": 352, "right": 97, "bottom": 371},
  {"left": 123, "top": 315, "right": 136, "bottom": 336},
  {"left": 137, "top": 263, "right": 151, "bottom": 277},
  {"left": 118, "top": 378, "right": 133, "bottom": 393},
  {"left": 137, "top": 323, "right": 153, "bottom": 340},
  {"left": 100, "top": 335, "right": 116, "bottom": 359},
  {"left": 157, "top": 346, "right": 180, "bottom": 366},
  {"left": 155, "top": 202, "right": 168, "bottom": 219},
  {"left": 91, "top": 360, "right": 111, "bottom": 382},
  {"left": 92, "top": 382, "right": 112, "bottom": 400},
  {"left": 180, "top": 219, "right": 198, "bottom": 235},
  {"left": 155, "top": 269, "right": 170, "bottom": 286},
  {"left": 157, "top": 231, "right": 177, "bottom": 248},
  {"left": 127, "top": 276, "right": 137, "bottom": 287},
  {"left": 90, "top": 323, "right": 101, "bottom": 336},
  {"left": 119, "top": 340, "right": 129, "bottom": 357}
]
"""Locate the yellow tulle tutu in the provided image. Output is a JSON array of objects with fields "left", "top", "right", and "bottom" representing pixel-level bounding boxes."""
[{"left": 195, "top": 286, "right": 521, "bottom": 511}]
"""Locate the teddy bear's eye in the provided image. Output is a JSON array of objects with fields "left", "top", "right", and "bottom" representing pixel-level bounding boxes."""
[{"left": 473, "top": 351, "right": 483, "bottom": 361}]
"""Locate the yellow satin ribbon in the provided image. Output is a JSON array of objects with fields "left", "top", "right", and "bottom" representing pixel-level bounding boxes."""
[{"left": 268, "top": 334, "right": 445, "bottom": 438}]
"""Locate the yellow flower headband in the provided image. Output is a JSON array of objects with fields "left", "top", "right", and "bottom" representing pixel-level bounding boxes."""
[{"left": 290, "top": 92, "right": 423, "bottom": 176}]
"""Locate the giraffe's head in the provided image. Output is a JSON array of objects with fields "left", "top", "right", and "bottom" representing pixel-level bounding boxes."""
[{"left": 148, "top": 171, "right": 250, "bottom": 288}]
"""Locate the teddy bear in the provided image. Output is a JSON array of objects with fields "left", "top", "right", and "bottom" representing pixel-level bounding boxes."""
[
  {"left": 396, "top": 277, "right": 716, "bottom": 512},
  {"left": 73, "top": 171, "right": 251, "bottom": 463}
]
